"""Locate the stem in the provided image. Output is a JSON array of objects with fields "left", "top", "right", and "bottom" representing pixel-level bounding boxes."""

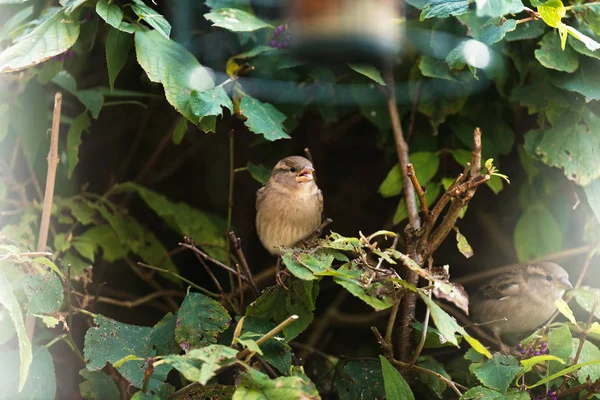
[
  {"left": 136, "top": 262, "right": 221, "bottom": 298},
  {"left": 228, "top": 232, "right": 261, "bottom": 298},
  {"left": 237, "top": 315, "right": 299, "bottom": 360}
]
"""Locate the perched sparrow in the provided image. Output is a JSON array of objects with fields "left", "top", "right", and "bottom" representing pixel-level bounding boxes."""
[
  {"left": 256, "top": 156, "right": 323, "bottom": 255},
  {"left": 470, "top": 262, "right": 573, "bottom": 343}
]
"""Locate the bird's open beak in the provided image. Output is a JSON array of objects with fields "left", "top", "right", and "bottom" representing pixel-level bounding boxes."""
[
  {"left": 556, "top": 277, "right": 573, "bottom": 290},
  {"left": 296, "top": 166, "right": 314, "bottom": 183}
]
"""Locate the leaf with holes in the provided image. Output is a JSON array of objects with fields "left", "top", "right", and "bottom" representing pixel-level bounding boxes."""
[{"left": 175, "top": 292, "right": 231, "bottom": 349}]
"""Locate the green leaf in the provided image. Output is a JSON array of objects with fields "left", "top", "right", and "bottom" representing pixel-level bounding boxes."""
[
  {"left": 246, "top": 279, "right": 318, "bottom": 341},
  {"left": 419, "top": 56, "right": 454, "bottom": 80},
  {"left": 282, "top": 252, "right": 315, "bottom": 281},
  {"left": 246, "top": 162, "right": 271, "bottom": 184},
  {"left": 67, "top": 111, "right": 91, "bottom": 179},
  {"left": 239, "top": 96, "right": 290, "bottom": 141},
  {"left": 538, "top": 0, "right": 565, "bottom": 28},
  {"left": 61, "top": 0, "right": 88, "bottom": 15},
  {"left": 379, "top": 152, "right": 440, "bottom": 198},
  {"left": 505, "top": 20, "right": 546, "bottom": 42},
  {"left": 565, "top": 25, "right": 600, "bottom": 52},
  {"left": 476, "top": 0, "right": 523, "bottom": 17},
  {"left": 535, "top": 32, "right": 579, "bottom": 72},
  {"left": 571, "top": 287, "right": 600, "bottom": 319},
  {"left": 552, "top": 58, "right": 600, "bottom": 102},
  {"left": 534, "top": 107, "right": 600, "bottom": 185},
  {"left": 473, "top": 354, "right": 522, "bottom": 394},
  {"left": 22, "top": 272, "right": 64, "bottom": 314},
  {"left": 513, "top": 203, "right": 562, "bottom": 261},
  {"left": 519, "top": 355, "right": 564, "bottom": 374},
  {"left": 548, "top": 324, "right": 573, "bottom": 375},
  {"left": 331, "top": 263, "right": 394, "bottom": 311},
  {"left": 134, "top": 28, "right": 215, "bottom": 125},
  {"left": 0, "top": 308, "right": 16, "bottom": 345},
  {"left": 204, "top": 8, "right": 271, "bottom": 32},
  {"left": 572, "top": 339, "right": 600, "bottom": 384},
  {"left": 461, "top": 386, "right": 530, "bottom": 399},
  {"left": 190, "top": 86, "right": 233, "bottom": 130},
  {"left": 83, "top": 315, "right": 172, "bottom": 391},
  {"left": 162, "top": 345, "right": 238, "bottom": 385},
  {"left": 348, "top": 64, "right": 386, "bottom": 85},
  {"left": 175, "top": 292, "right": 231, "bottom": 349},
  {"left": 420, "top": 0, "right": 470, "bottom": 20},
  {"left": 336, "top": 360, "right": 385, "bottom": 400},
  {"left": 380, "top": 356, "right": 414, "bottom": 400},
  {"left": 456, "top": 228, "right": 474, "bottom": 258},
  {"left": 416, "top": 356, "right": 452, "bottom": 397},
  {"left": 456, "top": 13, "right": 518, "bottom": 45},
  {"left": 131, "top": 0, "right": 170, "bottom": 38},
  {"left": 241, "top": 317, "right": 292, "bottom": 375},
  {"left": 172, "top": 116, "right": 188, "bottom": 144},
  {"left": 0, "top": 347, "right": 55, "bottom": 399},
  {"left": 57, "top": 197, "right": 96, "bottom": 225},
  {"left": 79, "top": 369, "right": 120, "bottom": 400},
  {"left": 233, "top": 368, "right": 319, "bottom": 399},
  {"left": 131, "top": 392, "right": 159, "bottom": 400},
  {"left": 96, "top": 0, "right": 122, "bottom": 29},
  {"left": 413, "top": 322, "right": 462, "bottom": 349},
  {"left": 0, "top": 270, "right": 31, "bottom": 392},
  {"left": 52, "top": 72, "right": 105, "bottom": 118},
  {"left": 106, "top": 27, "right": 133, "bottom": 90},
  {"left": 393, "top": 182, "right": 442, "bottom": 224},
  {"left": 555, "top": 298, "right": 576, "bottom": 324},
  {"left": 76, "top": 225, "right": 128, "bottom": 262},
  {"left": 0, "top": 9, "right": 80, "bottom": 72}
]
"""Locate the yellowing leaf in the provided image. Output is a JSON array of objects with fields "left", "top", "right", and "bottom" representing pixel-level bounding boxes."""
[
  {"left": 555, "top": 298, "right": 576, "bottom": 324},
  {"left": 538, "top": 0, "right": 565, "bottom": 28}
]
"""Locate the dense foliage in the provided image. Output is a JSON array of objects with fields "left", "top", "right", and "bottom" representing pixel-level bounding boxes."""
[{"left": 2, "top": 0, "right": 600, "bottom": 398}]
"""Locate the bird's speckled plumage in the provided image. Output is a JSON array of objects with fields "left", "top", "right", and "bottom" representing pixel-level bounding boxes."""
[
  {"left": 256, "top": 156, "right": 323, "bottom": 255},
  {"left": 470, "top": 262, "right": 572, "bottom": 336}
]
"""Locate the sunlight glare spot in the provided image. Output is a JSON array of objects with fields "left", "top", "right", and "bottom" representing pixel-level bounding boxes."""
[{"left": 463, "top": 40, "right": 490, "bottom": 69}]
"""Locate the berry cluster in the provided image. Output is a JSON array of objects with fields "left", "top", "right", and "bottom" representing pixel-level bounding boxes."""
[
  {"left": 534, "top": 389, "right": 558, "bottom": 400},
  {"left": 517, "top": 341, "right": 549, "bottom": 357},
  {"left": 269, "top": 25, "right": 291, "bottom": 49}
]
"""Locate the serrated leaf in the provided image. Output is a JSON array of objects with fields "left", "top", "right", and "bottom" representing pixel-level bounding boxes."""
[
  {"left": 380, "top": 356, "right": 414, "bottom": 400},
  {"left": 461, "top": 386, "right": 530, "bottom": 399},
  {"left": 247, "top": 162, "right": 271, "bottom": 184},
  {"left": 204, "top": 8, "right": 271, "bottom": 32},
  {"left": 571, "top": 287, "right": 600, "bottom": 319},
  {"left": 533, "top": 107, "right": 600, "bottom": 185},
  {"left": 473, "top": 354, "right": 522, "bottom": 394},
  {"left": 336, "top": 360, "right": 385, "bottom": 400},
  {"left": 175, "top": 292, "right": 230, "bottom": 349},
  {"left": 514, "top": 203, "right": 562, "bottom": 261},
  {"left": 331, "top": 263, "right": 394, "bottom": 311},
  {"left": 421, "top": 0, "right": 470, "bottom": 20},
  {"left": 134, "top": 28, "right": 214, "bottom": 125},
  {"left": 79, "top": 369, "right": 120, "bottom": 400},
  {"left": 190, "top": 86, "right": 233, "bottom": 130},
  {"left": 476, "top": 0, "right": 523, "bottom": 17},
  {"left": 239, "top": 96, "right": 290, "bottom": 141},
  {"left": 106, "top": 27, "right": 133, "bottom": 90},
  {"left": 96, "top": 0, "right": 122, "bottom": 29},
  {"left": 456, "top": 13, "right": 517, "bottom": 45},
  {"left": 552, "top": 58, "right": 600, "bottom": 102},
  {"left": 538, "top": 0, "right": 565, "bottom": 28},
  {"left": 282, "top": 253, "right": 315, "bottom": 281},
  {"left": 0, "top": 270, "right": 31, "bottom": 392},
  {"left": 67, "top": 111, "right": 91, "bottom": 179},
  {"left": 83, "top": 315, "right": 172, "bottom": 391},
  {"left": 163, "top": 345, "right": 238, "bottom": 385},
  {"left": 0, "top": 9, "right": 80, "bottom": 72},
  {"left": 22, "top": 272, "right": 64, "bottom": 314},
  {"left": 535, "top": 32, "right": 579, "bottom": 72},
  {"left": 505, "top": 19, "right": 546, "bottom": 42},
  {"left": 233, "top": 368, "right": 319, "bottom": 399},
  {"left": 131, "top": 0, "right": 171, "bottom": 38},
  {"left": 348, "top": 64, "right": 385, "bottom": 85}
]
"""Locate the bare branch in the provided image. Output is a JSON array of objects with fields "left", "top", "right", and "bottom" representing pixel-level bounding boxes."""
[
  {"left": 228, "top": 232, "right": 261, "bottom": 298},
  {"left": 407, "top": 163, "right": 429, "bottom": 217}
]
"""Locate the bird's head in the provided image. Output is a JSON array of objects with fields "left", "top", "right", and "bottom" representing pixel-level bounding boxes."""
[
  {"left": 269, "top": 156, "right": 316, "bottom": 191},
  {"left": 525, "top": 262, "right": 573, "bottom": 300}
]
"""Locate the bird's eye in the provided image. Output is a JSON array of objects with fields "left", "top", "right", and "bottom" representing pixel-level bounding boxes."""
[
  {"left": 546, "top": 275, "right": 553, "bottom": 281},
  {"left": 290, "top": 167, "right": 296, "bottom": 173}
]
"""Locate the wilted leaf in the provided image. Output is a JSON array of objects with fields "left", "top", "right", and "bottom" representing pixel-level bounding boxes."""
[
  {"left": 555, "top": 298, "right": 576, "bottom": 324},
  {"left": 432, "top": 281, "right": 469, "bottom": 315}
]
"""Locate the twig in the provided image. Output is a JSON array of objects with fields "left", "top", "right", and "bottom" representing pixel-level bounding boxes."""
[
  {"left": 457, "top": 245, "right": 595, "bottom": 285},
  {"left": 411, "top": 258, "right": 433, "bottom": 366},
  {"left": 226, "top": 129, "right": 235, "bottom": 247},
  {"left": 557, "top": 377, "right": 600, "bottom": 398},
  {"left": 74, "top": 290, "right": 183, "bottom": 309},
  {"left": 304, "top": 147, "right": 317, "bottom": 183},
  {"left": 237, "top": 315, "right": 299, "bottom": 360},
  {"left": 135, "top": 121, "right": 175, "bottom": 184},
  {"left": 407, "top": 163, "right": 429, "bottom": 216},
  {"left": 575, "top": 246, "right": 599, "bottom": 288},
  {"left": 407, "top": 79, "right": 422, "bottom": 141},
  {"left": 304, "top": 217, "right": 333, "bottom": 241},
  {"left": 180, "top": 241, "right": 250, "bottom": 283},
  {"left": 437, "top": 301, "right": 500, "bottom": 346},
  {"left": 136, "top": 262, "right": 221, "bottom": 299},
  {"left": 228, "top": 232, "right": 260, "bottom": 298},
  {"left": 26, "top": 93, "right": 62, "bottom": 341},
  {"left": 385, "top": 299, "right": 401, "bottom": 351},
  {"left": 124, "top": 259, "right": 179, "bottom": 312}
]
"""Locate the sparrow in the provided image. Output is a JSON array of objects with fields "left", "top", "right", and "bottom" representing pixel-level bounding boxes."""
[
  {"left": 470, "top": 262, "right": 573, "bottom": 345},
  {"left": 255, "top": 156, "right": 323, "bottom": 255}
]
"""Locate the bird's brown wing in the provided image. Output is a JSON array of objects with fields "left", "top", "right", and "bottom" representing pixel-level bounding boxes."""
[
  {"left": 316, "top": 189, "right": 324, "bottom": 220},
  {"left": 478, "top": 270, "right": 523, "bottom": 301},
  {"left": 256, "top": 184, "right": 269, "bottom": 212}
]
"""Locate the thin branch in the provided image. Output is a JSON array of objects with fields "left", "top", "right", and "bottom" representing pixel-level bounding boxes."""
[
  {"left": 27, "top": 92, "right": 62, "bottom": 341},
  {"left": 228, "top": 232, "right": 260, "bottom": 298},
  {"left": 74, "top": 290, "right": 184, "bottom": 309},
  {"left": 407, "top": 163, "right": 429, "bottom": 217},
  {"left": 135, "top": 119, "right": 175, "bottom": 184},
  {"left": 411, "top": 258, "right": 433, "bottom": 366},
  {"left": 385, "top": 299, "right": 401, "bottom": 351},
  {"left": 407, "top": 79, "right": 422, "bottom": 141},
  {"left": 136, "top": 262, "right": 221, "bottom": 299},
  {"left": 575, "top": 246, "right": 599, "bottom": 289},
  {"left": 237, "top": 315, "right": 299, "bottom": 360},
  {"left": 180, "top": 241, "right": 250, "bottom": 283},
  {"left": 304, "top": 217, "right": 333, "bottom": 241},
  {"left": 304, "top": 147, "right": 317, "bottom": 183}
]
